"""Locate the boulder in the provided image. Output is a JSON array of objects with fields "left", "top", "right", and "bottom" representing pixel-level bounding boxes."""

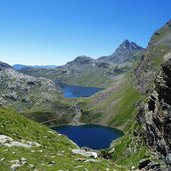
[
  {"left": 10, "top": 164, "right": 21, "bottom": 171},
  {"left": 71, "top": 149, "right": 98, "bottom": 158},
  {"left": 138, "top": 159, "right": 151, "bottom": 170}
]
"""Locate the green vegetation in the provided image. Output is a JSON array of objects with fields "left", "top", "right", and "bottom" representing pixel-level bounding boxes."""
[
  {"left": 79, "top": 76, "right": 142, "bottom": 131},
  {"left": 0, "top": 107, "right": 128, "bottom": 171},
  {"left": 101, "top": 123, "right": 152, "bottom": 169},
  {"left": 151, "top": 21, "right": 171, "bottom": 43},
  {"left": 1, "top": 20, "right": 171, "bottom": 171}
]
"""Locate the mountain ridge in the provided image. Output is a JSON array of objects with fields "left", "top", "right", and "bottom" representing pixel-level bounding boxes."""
[{"left": 18, "top": 39, "right": 143, "bottom": 88}]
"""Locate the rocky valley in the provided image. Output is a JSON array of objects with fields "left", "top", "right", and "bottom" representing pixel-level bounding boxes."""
[{"left": 1, "top": 18, "right": 171, "bottom": 171}]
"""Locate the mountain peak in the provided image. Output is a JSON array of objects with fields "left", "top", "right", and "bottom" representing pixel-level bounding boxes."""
[
  {"left": 98, "top": 39, "right": 145, "bottom": 63},
  {"left": 67, "top": 56, "right": 95, "bottom": 66},
  {"left": 118, "top": 39, "right": 144, "bottom": 51}
]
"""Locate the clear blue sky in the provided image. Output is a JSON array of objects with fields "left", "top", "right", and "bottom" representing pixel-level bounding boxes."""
[{"left": 0, "top": 0, "right": 170, "bottom": 65}]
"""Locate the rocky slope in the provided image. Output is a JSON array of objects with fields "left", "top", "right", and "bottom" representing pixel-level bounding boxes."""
[
  {"left": 113, "top": 20, "right": 171, "bottom": 170},
  {"left": 136, "top": 57, "right": 171, "bottom": 169},
  {"left": 125, "top": 20, "right": 171, "bottom": 169},
  {"left": 0, "top": 66, "right": 76, "bottom": 125},
  {"left": 98, "top": 39, "right": 145, "bottom": 64},
  {"left": 135, "top": 20, "right": 171, "bottom": 93}
]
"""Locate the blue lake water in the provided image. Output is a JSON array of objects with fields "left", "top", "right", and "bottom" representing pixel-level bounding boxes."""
[
  {"left": 53, "top": 124, "right": 124, "bottom": 150},
  {"left": 56, "top": 83, "right": 103, "bottom": 98}
]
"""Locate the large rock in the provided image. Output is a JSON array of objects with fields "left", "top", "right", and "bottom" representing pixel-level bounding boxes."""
[
  {"left": 0, "top": 135, "right": 41, "bottom": 148},
  {"left": 71, "top": 149, "right": 98, "bottom": 158}
]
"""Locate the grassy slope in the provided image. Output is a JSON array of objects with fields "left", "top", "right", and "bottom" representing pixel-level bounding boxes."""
[
  {"left": 23, "top": 97, "right": 76, "bottom": 126},
  {"left": 102, "top": 123, "right": 153, "bottom": 169},
  {"left": 79, "top": 74, "right": 142, "bottom": 131},
  {"left": 77, "top": 75, "right": 151, "bottom": 169},
  {"left": 0, "top": 108, "right": 128, "bottom": 171}
]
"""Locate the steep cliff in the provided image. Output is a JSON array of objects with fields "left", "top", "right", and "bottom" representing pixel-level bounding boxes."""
[{"left": 137, "top": 57, "right": 171, "bottom": 169}]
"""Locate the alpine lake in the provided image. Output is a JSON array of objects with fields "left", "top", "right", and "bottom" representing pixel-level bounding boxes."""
[{"left": 54, "top": 83, "right": 124, "bottom": 150}]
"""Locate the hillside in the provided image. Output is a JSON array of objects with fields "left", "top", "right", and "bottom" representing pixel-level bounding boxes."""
[
  {"left": 0, "top": 66, "right": 76, "bottom": 126},
  {"left": 75, "top": 20, "right": 171, "bottom": 170},
  {"left": 19, "top": 57, "right": 128, "bottom": 88},
  {"left": 0, "top": 108, "right": 127, "bottom": 171},
  {"left": 136, "top": 20, "right": 171, "bottom": 93}
]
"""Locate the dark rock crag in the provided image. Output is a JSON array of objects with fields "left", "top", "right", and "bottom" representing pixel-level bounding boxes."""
[{"left": 138, "top": 58, "right": 171, "bottom": 170}]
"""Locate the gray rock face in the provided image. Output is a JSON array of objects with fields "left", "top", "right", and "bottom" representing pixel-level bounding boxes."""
[
  {"left": 138, "top": 59, "right": 171, "bottom": 167},
  {"left": 98, "top": 39, "right": 144, "bottom": 64},
  {"left": 0, "top": 68, "right": 61, "bottom": 109}
]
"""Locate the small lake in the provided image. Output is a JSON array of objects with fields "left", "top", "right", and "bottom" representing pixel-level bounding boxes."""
[
  {"left": 56, "top": 83, "right": 103, "bottom": 98},
  {"left": 53, "top": 124, "right": 124, "bottom": 150}
]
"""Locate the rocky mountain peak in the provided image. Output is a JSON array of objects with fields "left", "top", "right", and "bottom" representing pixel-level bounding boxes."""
[
  {"left": 98, "top": 39, "right": 145, "bottom": 64},
  {"left": 116, "top": 39, "right": 144, "bottom": 52}
]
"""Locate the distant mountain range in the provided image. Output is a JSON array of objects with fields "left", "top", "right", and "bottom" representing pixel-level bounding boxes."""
[
  {"left": 18, "top": 39, "right": 144, "bottom": 87},
  {"left": 12, "top": 64, "right": 57, "bottom": 70}
]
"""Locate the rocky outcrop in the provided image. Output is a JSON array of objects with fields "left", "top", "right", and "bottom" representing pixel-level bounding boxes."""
[
  {"left": 0, "top": 68, "right": 61, "bottom": 108},
  {"left": 0, "top": 135, "right": 41, "bottom": 148},
  {"left": 138, "top": 58, "right": 171, "bottom": 169}
]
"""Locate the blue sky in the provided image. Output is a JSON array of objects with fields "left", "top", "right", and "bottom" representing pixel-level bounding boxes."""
[{"left": 0, "top": 0, "right": 170, "bottom": 65}]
